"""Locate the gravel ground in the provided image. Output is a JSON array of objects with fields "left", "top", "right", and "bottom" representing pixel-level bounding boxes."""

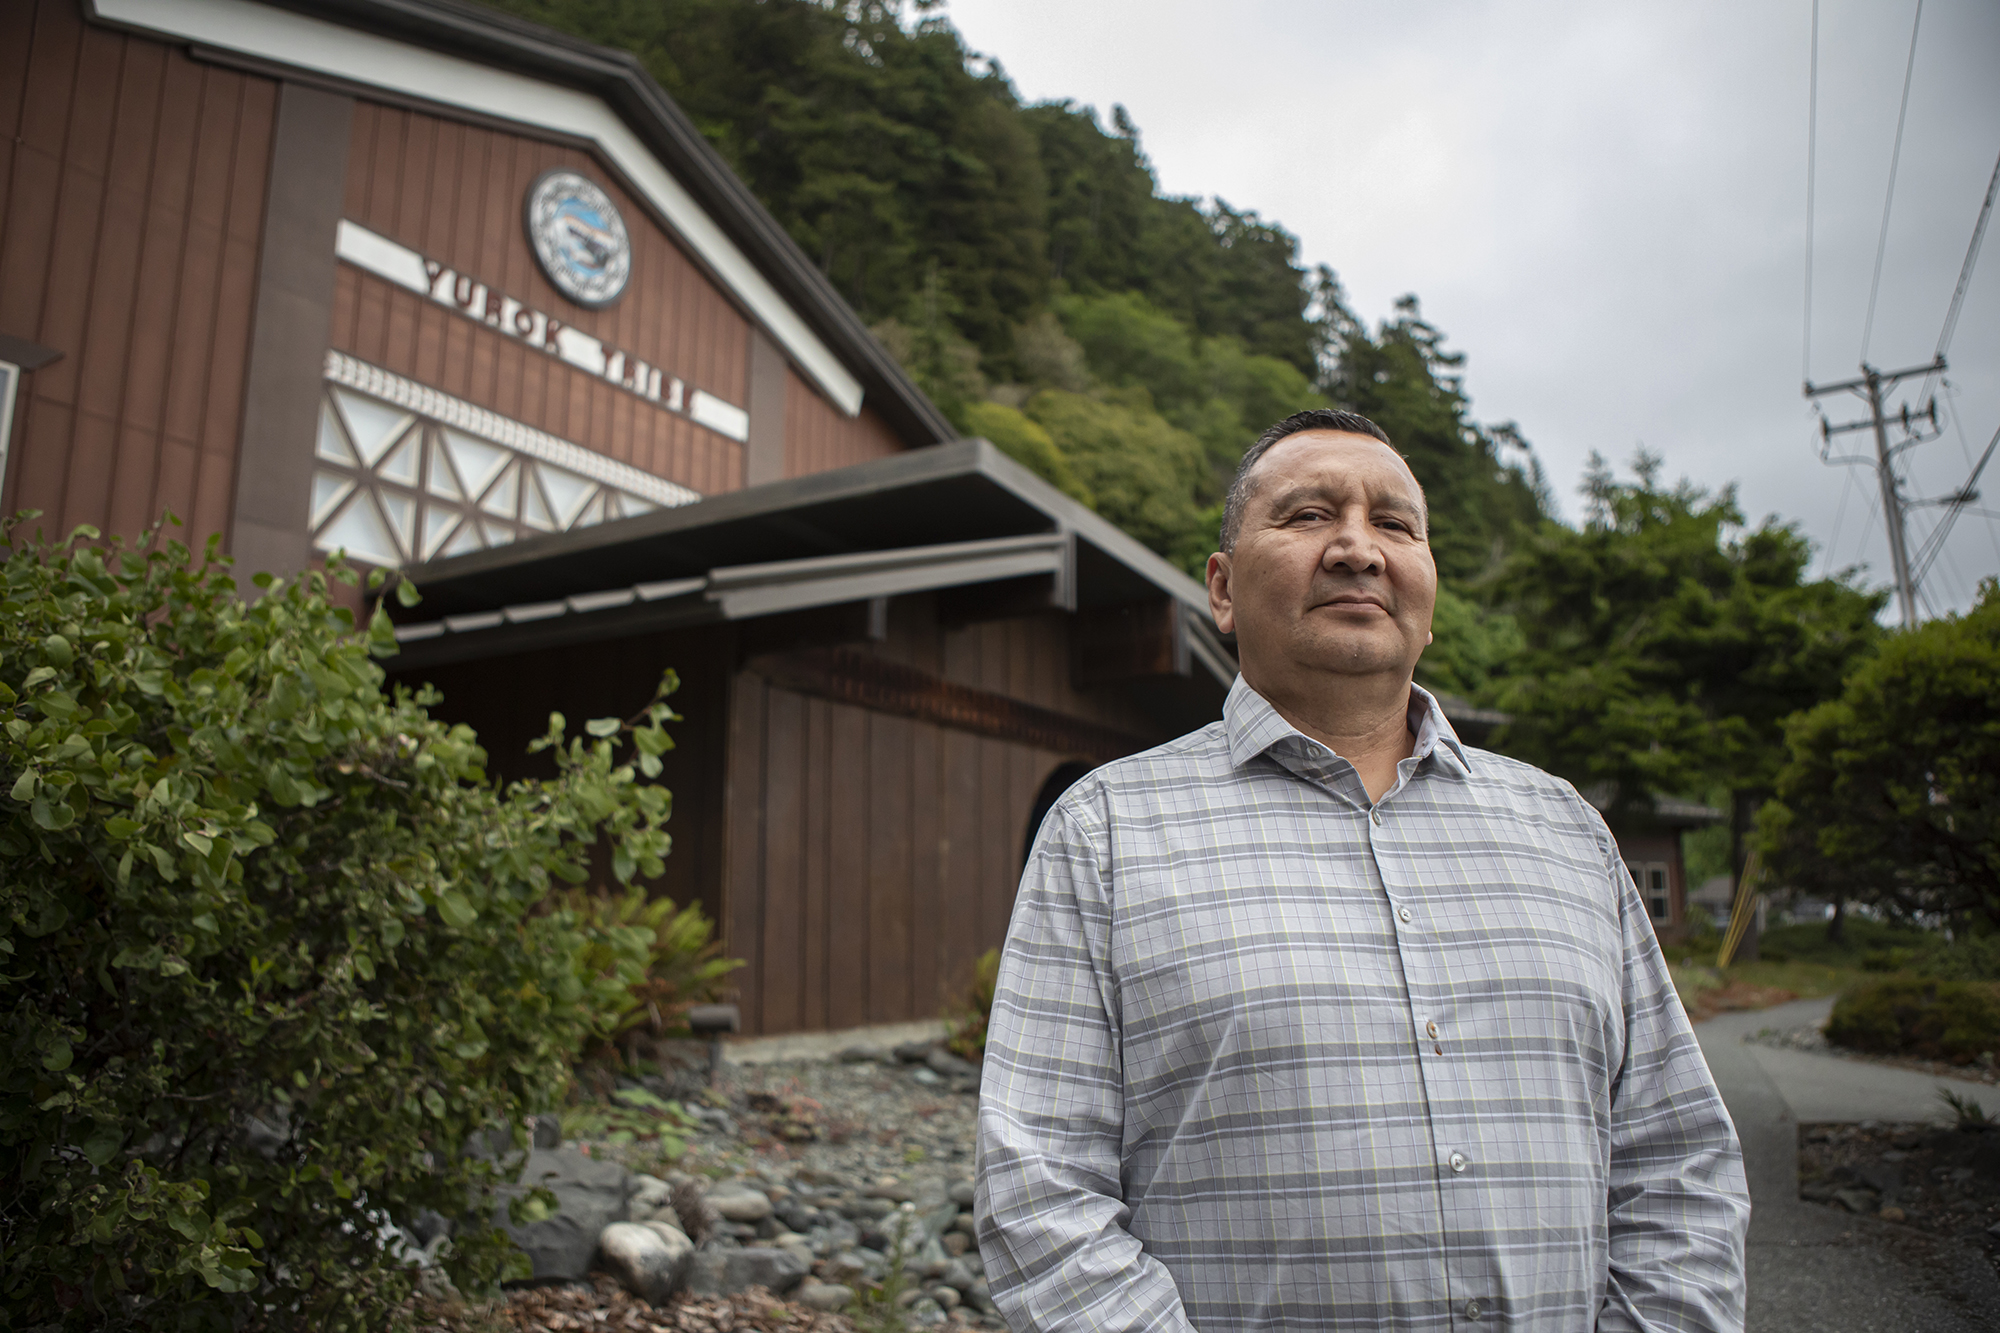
[
  {"left": 1799, "top": 1120, "right": 2000, "bottom": 1258},
  {"left": 681, "top": 1057, "right": 981, "bottom": 1197},
  {"left": 408, "top": 1049, "right": 996, "bottom": 1332}
]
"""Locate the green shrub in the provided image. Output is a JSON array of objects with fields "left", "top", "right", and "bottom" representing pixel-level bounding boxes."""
[
  {"left": 943, "top": 948, "right": 1000, "bottom": 1062},
  {"left": 1826, "top": 975, "right": 2000, "bottom": 1064},
  {"left": 567, "top": 886, "right": 741, "bottom": 1069},
  {"left": 1909, "top": 935, "right": 2000, "bottom": 984},
  {"left": 0, "top": 519, "right": 680, "bottom": 1330},
  {"left": 1756, "top": 918, "right": 1934, "bottom": 966}
]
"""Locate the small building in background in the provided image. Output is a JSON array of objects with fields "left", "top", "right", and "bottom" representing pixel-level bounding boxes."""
[{"left": 1594, "top": 796, "right": 1728, "bottom": 949}]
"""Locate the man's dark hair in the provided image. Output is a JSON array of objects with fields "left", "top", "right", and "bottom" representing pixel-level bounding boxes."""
[{"left": 1218, "top": 409, "right": 1399, "bottom": 553}]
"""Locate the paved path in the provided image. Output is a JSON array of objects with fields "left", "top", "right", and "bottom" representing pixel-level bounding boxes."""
[{"left": 1697, "top": 998, "right": 2000, "bottom": 1332}]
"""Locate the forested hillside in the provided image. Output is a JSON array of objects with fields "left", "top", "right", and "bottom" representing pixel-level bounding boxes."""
[
  {"left": 481, "top": 1, "right": 1893, "bottom": 852},
  {"left": 482, "top": 0, "right": 1550, "bottom": 588}
]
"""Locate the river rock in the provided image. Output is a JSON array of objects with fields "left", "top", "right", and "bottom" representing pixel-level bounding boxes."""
[
  {"left": 629, "top": 1173, "right": 675, "bottom": 1224},
  {"left": 707, "top": 1181, "right": 774, "bottom": 1222},
  {"left": 796, "top": 1281, "right": 855, "bottom": 1312},
  {"left": 599, "top": 1222, "right": 691, "bottom": 1304},
  {"left": 685, "top": 1244, "right": 810, "bottom": 1296}
]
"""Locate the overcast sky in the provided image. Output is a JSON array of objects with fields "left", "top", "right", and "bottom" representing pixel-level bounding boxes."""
[{"left": 939, "top": 0, "right": 2000, "bottom": 619}]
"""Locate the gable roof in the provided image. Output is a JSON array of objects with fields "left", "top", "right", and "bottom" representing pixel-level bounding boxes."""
[{"left": 86, "top": 0, "right": 955, "bottom": 447}]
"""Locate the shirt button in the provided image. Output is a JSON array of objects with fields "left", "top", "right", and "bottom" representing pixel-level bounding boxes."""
[
  {"left": 1448, "top": 1151, "right": 1468, "bottom": 1173},
  {"left": 1370, "top": 807, "right": 1382, "bottom": 825},
  {"left": 1465, "top": 1299, "right": 1483, "bottom": 1319},
  {"left": 1426, "top": 1020, "right": 1439, "bottom": 1038},
  {"left": 1397, "top": 906, "right": 1413, "bottom": 924}
]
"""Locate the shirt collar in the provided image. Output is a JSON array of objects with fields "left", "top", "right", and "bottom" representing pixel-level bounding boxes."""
[{"left": 1223, "top": 674, "right": 1473, "bottom": 778}]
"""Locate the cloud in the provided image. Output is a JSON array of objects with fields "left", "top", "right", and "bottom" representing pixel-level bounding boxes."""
[{"left": 943, "top": 0, "right": 2000, "bottom": 612}]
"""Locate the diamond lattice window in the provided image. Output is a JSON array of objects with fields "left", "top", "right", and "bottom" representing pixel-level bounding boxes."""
[{"left": 310, "top": 384, "right": 668, "bottom": 568}]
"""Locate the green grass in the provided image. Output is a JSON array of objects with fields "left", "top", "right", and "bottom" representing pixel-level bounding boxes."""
[{"left": 1754, "top": 918, "right": 1934, "bottom": 966}]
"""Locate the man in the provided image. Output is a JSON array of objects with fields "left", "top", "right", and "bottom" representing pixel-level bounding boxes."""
[{"left": 975, "top": 409, "right": 1748, "bottom": 1332}]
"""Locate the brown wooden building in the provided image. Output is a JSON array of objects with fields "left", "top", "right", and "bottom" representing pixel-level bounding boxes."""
[
  {"left": 0, "top": 0, "right": 1239, "bottom": 1033},
  {"left": 1, "top": 0, "right": 1707, "bottom": 1034}
]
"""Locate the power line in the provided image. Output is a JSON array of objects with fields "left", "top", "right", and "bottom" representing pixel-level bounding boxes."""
[
  {"left": 1860, "top": 0, "right": 1924, "bottom": 364},
  {"left": 1803, "top": 0, "right": 1821, "bottom": 382},
  {"left": 1936, "top": 147, "right": 2000, "bottom": 361}
]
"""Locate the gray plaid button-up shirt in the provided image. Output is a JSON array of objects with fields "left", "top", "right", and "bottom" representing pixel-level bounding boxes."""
[{"left": 976, "top": 677, "right": 1747, "bottom": 1332}]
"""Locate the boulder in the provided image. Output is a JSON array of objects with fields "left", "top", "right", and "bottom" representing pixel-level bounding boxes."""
[
  {"left": 706, "top": 1181, "right": 774, "bottom": 1223},
  {"left": 685, "top": 1245, "right": 810, "bottom": 1296},
  {"left": 893, "top": 1039, "right": 937, "bottom": 1064},
  {"left": 942, "top": 1257, "right": 977, "bottom": 1293},
  {"left": 599, "top": 1222, "right": 692, "bottom": 1304},
  {"left": 795, "top": 1281, "right": 855, "bottom": 1312},
  {"left": 644, "top": 1220, "right": 698, "bottom": 1268},
  {"left": 498, "top": 1147, "right": 634, "bottom": 1281},
  {"left": 947, "top": 1180, "right": 976, "bottom": 1208}
]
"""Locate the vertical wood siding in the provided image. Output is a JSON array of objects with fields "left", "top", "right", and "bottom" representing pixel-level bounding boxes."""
[
  {"left": 726, "top": 595, "right": 1161, "bottom": 1034},
  {"left": 0, "top": 0, "right": 274, "bottom": 545},
  {"left": 390, "top": 626, "right": 734, "bottom": 934},
  {"left": 728, "top": 672, "right": 1066, "bottom": 1035},
  {"left": 782, "top": 365, "right": 905, "bottom": 479},
  {"left": 331, "top": 102, "right": 753, "bottom": 497}
]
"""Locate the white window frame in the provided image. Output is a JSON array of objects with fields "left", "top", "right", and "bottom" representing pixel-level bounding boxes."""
[
  {"left": 0, "top": 359, "right": 20, "bottom": 495},
  {"left": 1636, "top": 862, "right": 1674, "bottom": 924}
]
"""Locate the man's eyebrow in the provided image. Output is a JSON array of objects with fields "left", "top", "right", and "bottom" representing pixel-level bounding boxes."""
[{"left": 1260, "top": 483, "right": 1426, "bottom": 525}]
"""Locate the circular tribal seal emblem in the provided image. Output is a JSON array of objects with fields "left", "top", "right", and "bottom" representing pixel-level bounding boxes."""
[{"left": 524, "top": 169, "right": 632, "bottom": 309}]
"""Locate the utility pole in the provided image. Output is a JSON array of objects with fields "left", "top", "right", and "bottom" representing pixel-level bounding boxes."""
[{"left": 1804, "top": 355, "right": 1943, "bottom": 629}]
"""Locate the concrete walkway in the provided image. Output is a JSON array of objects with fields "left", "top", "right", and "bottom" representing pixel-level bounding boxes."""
[{"left": 1697, "top": 997, "right": 2000, "bottom": 1332}]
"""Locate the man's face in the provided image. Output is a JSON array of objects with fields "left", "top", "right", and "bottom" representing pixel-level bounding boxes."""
[{"left": 1206, "top": 430, "right": 1437, "bottom": 689}]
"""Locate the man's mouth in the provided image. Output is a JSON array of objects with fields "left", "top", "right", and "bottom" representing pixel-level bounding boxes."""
[{"left": 1316, "top": 593, "right": 1387, "bottom": 612}]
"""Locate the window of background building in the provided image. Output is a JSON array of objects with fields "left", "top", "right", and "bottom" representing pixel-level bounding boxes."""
[{"left": 1636, "top": 863, "right": 1672, "bottom": 923}]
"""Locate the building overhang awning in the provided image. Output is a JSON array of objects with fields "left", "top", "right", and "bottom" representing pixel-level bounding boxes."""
[{"left": 385, "top": 439, "right": 1239, "bottom": 694}]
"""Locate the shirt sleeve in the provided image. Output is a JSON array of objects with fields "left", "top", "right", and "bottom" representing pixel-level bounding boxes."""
[
  {"left": 974, "top": 800, "right": 1198, "bottom": 1333},
  {"left": 1597, "top": 846, "right": 1751, "bottom": 1333}
]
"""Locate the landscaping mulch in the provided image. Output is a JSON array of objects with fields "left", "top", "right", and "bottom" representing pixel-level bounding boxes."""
[
  {"left": 1685, "top": 980, "right": 1798, "bottom": 1022},
  {"left": 1799, "top": 1120, "right": 2000, "bottom": 1266},
  {"left": 410, "top": 1277, "right": 858, "bottom": 1333}
]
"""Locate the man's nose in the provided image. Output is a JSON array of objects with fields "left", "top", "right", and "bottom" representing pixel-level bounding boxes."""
[{"left": 1319, "top": 514, "right": 1384, "bottom": 573}]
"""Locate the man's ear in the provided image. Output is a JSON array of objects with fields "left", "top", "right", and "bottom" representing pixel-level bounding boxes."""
[{"left": 1206, "top": 552, "right": 1236, "bottom": 636}]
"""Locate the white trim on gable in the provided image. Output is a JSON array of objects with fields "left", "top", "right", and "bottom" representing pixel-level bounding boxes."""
[{"left": 91, "top": 0, "right": 866, "bottom": 417}]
